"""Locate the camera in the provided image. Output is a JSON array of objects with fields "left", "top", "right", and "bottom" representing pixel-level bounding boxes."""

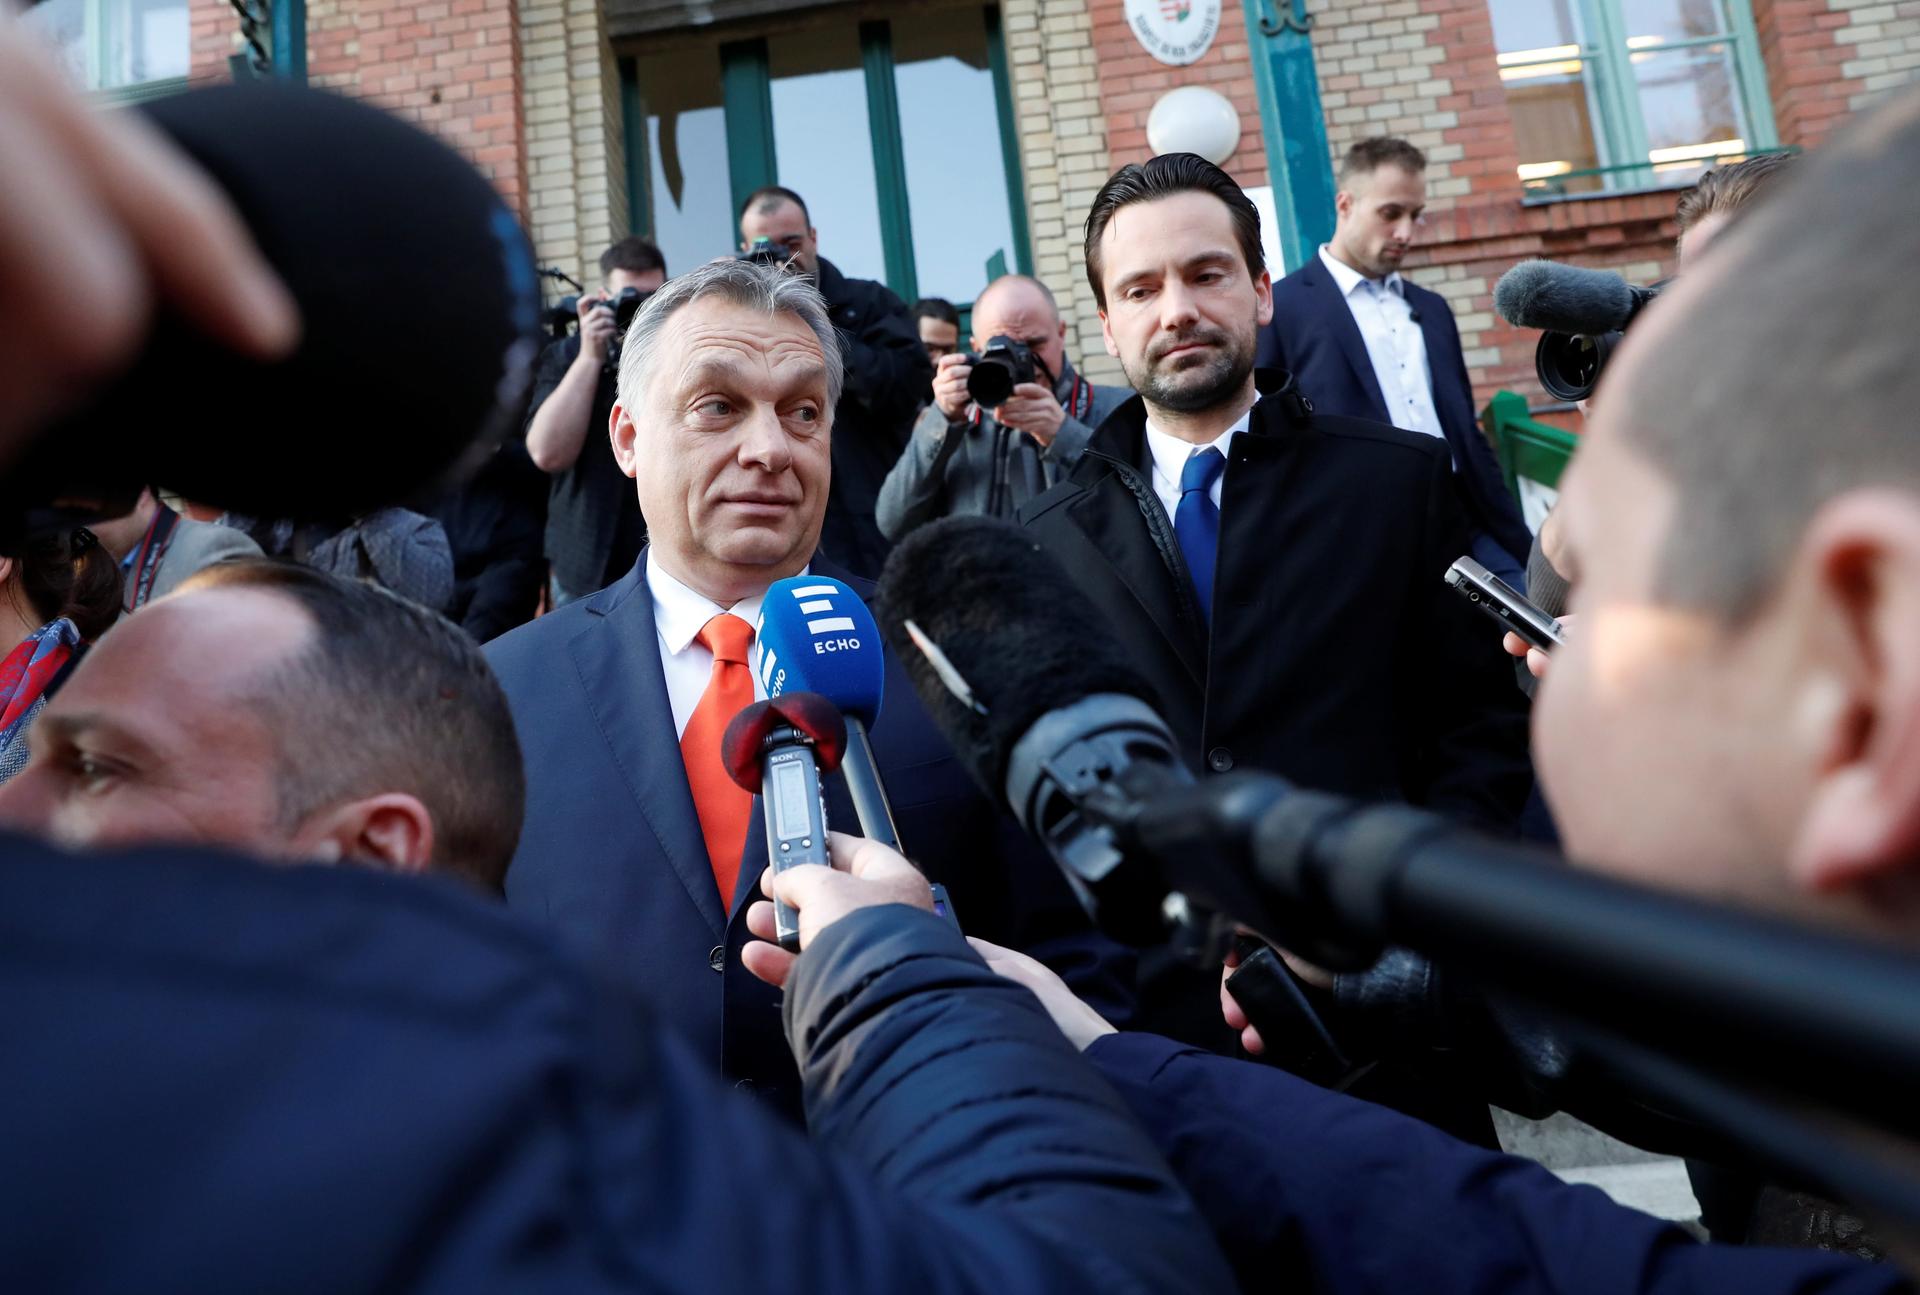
[
  {"left": 965, "top": 335, "right": 1037, "bottom": 408},
  {"left": 739, "top": 238, "right": 798, "bottom": 272},
  {"left": 597, "top": 286, "right": 651, "bottom": 371},
  {"left": 1532, "top": 282, "right": 1662, "bottom": 403}
]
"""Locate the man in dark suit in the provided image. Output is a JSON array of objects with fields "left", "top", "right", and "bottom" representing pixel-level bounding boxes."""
[
  {"left": 1018, "top": 153, "right": 1531, "bottom": 1141},
  {"left": 487, "top": 257, "right": 1126, "bottom": 1116},
  {"left": 1255, "top": 138, "right": 1532, "bottom": 586}
]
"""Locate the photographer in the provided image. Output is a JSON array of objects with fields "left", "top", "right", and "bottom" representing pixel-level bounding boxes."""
[
  {"left": 739, "top": 186, "right": 931, "bottom": 576},
  {"left": 877, "top": 275, "right": 1128, "bottom": 541},
  {"left": 526, "top": 237, "right": 667, "bottom": 605}
]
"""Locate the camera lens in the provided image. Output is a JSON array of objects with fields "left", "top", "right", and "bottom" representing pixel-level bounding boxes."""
[
  {"left": 1535, "top": 330, "right": 1621, "bottom": 403},
  {"left": 967, "top": 359, "right": 1016, "bottom": 408}
]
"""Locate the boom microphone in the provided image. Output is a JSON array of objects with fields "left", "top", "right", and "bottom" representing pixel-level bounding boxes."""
[
  {"left": 721, "top": 693, "right": 847, "bottom": 950},
  {"left": 1492, "top": 259, "right": 1657, "bottom": 335},
  {"left": 874, "top": 517, "right": 1920, "bottom": 1200},
  {"left": 1, "top": 80, "right": 540, "bottom": 543},
  {"left": 873, "top": 516, "right": 1198, "bottom": 939},
  {"left": 754, "top": 576, "right": 900, "bottom": 849}
]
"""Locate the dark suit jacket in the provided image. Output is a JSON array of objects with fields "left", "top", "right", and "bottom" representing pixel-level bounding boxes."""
[
  {"left": 485, "top": 551, "right": 1129, "bottom": 1115},
  {"left": 0, "top": 834, "right": 1227, "bottom": 1295},
  {"left": 1089, "top": 1032, "right": 1900, "bottom": 1295},
  {"left": 1019, "top": 371, "right": 1532, "bottom": 831},
  {"left": 1257, "top": 258, "right": 1533, "bottom": 581}
]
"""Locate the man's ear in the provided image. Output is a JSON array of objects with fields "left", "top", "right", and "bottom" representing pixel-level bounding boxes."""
[
  {"left": 1333, "top": 188, "right": 1354, "bottom": 223},
  {"left": 1100, "top": 309, "right": 1118, "bottom": 359},
  {"left": 1787, "top": 491, "right": 1920, "bottom": 902},
  {"left": 296, "top": 794, "right": 437, "bottom": 876},
  {"left": 610, "top": 402, "right": 639, "bottom": 480},
  {"left": 1253, "top": 267, "right": 1274, "bottom": 328}
]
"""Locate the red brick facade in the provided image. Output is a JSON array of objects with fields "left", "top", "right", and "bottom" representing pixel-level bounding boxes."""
[
  {"left": 186, "top": 0, "right": 529, "bottom": 221},
  {"left": 1299, "top": 0, "right": 1919, "bottom": 416},
  {"left": 173, "top": 0, "right": 1916, "bottom": 407},
  {"left": 1091, "top": 0, "right": 1270, "bottom": 186}
]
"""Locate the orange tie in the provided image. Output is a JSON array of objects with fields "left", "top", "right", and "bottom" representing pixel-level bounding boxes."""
[{"left": 680, "top": 613, "right": 757, "bottom": 906}]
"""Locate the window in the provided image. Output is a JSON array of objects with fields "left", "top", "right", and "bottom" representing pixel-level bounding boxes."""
[
  {"left": 768, "top": 26, "right": 889, "bottom": 286},
  {"left": 622, "top": 4, "right": 1031, "bottom": 307},
  {"left": 631, "top": 46, "right": 738, "bottom": 276},
  {"left": 1489, "top": 0, "right": 1777, "bottom": 198},
  {"left": 892, "top": 8, "right": 1022, "bottom": 303},
  {"left": 24, "top": 0, "right": 190, "bottom": 94}
]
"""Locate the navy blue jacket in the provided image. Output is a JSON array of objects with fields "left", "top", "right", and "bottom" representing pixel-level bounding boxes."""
[
  {"left": 0, "top": 835, "right": 1228, "bottom": 1293},
  {"left": 1089, "top": 1031, "right": 1904, "bottom": 1295},
  {"left": 486, "top": 551, "right": 1130, "bottom": 1114},
  {"left": 1256, "top": 258, "right": 1533, "bottom": 584}
]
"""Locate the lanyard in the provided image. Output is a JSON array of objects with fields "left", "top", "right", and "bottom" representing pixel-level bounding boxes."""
[{"left": 125, "top": 506, "right": 181, "bottom": 613}]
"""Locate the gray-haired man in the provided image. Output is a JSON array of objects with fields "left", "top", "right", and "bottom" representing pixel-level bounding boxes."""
[{"left": 484, "top": 258, "right": 1132, "bottom": 1117}]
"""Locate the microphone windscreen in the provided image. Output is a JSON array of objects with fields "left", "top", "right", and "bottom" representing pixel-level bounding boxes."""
[
  {"left": 1492, "top": 260, "right": 1636, "bottom": 335},
  {"left": 5, "top": 81, "right": 540, "bottom": 532},
  {"left": 873, "top": 515, "right": 1159, "bottom": 794},
  {"left": 754, "top": 576, "right": 885, "bottom": 727},
  {"left": 721, "top": 701, "right": 778, "bottom": 794},
  {"left": 720, "top": 693, "right": 849, "bottom": 794}
]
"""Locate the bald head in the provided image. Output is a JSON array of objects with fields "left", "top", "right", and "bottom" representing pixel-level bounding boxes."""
[
  {"left": 1598, "top": 88, "right": 1920, "bottom": 621},
  {"left": 971, "top": 275, "right": 1069, "bottom": 383}
]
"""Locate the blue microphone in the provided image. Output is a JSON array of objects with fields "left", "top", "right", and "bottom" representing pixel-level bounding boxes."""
[{"left": 755, "top": 577, "right": 900, "bottom": 850}]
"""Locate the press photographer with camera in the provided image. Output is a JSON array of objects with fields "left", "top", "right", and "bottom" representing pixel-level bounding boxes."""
[
  {"left": 525, "top": 236, "right": 667, "bottom": 606},
  {"left": 738, "top": 186, "right": 931, "bottom": 576},
  {"left": 877, "top": 274, "right": 1129, "bottom": 541}
]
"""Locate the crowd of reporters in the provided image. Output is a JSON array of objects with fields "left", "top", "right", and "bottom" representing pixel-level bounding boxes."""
[{"left": 1, "top": 9, "right": 1917, "bottom": 1291}]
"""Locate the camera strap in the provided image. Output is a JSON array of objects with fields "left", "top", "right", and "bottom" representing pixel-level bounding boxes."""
[{"left": 125, "top": 505, "right": 182, "bottom": 614}]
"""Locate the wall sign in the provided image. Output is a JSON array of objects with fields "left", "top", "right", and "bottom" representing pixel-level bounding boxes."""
[{"left": 1125, "top": 0, "right": 1221, "bottom": 66}]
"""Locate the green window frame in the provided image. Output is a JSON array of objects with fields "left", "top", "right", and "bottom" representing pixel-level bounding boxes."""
[
  {"left": 622, "top": 4, "right": 1033, "bottom": 308},
  {"left": 1495, "top": 0, "right": 1780, "bottom": 200}
]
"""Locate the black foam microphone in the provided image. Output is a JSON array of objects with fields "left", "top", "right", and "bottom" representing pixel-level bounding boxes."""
[
  {"left": 1493, "top": 259, "right": 1657, "bottom": 335},
  {"left": 874, "top": 516, "right": 1203, "bottom": 940},
  {"left": 1, "top": 80, "right": 541, "bottom": 541},
  {"left": 875, "top": 517, "right": 1920, "bottom": 1191}
]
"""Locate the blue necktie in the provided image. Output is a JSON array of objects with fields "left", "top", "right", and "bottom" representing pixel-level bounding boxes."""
[{"left": 1174, "top": 446, "right": 1225, "bottom": 624}]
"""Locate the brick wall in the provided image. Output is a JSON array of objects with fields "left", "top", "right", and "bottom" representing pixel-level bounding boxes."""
[
  {"left": 1292, "top": 0, "right": 1920, "bottom": 410},
  {"left": 1091, "top": 0, "right": 1268, "bottom": 185},
  {"left": 1002, "top": 0, "right": 1122, "bottom": 382},
  {"left": 1752, "top": 0, "right": 1920, "bottom": 149},
  {"left": 519, "top": 0, "right": 629, "bottom": 289},
  {"left": 186, "top": 0, "right": 531, "bottom": 222}
]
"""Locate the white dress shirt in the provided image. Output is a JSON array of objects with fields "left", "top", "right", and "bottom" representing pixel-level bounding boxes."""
[
  {"left": 1318, "top": 245, "right": 1447, "bottom": 451},
  {"left": 648, "top": 552, "right": 798, "bottom": 738},
  {"left": 1144, "top": 396, "right": 1258, "bottom": 522}
]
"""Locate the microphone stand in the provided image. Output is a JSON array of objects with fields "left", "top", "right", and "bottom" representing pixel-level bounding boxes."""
[{"left": 838, "top": 717, "right": 900, "bottom": 850}]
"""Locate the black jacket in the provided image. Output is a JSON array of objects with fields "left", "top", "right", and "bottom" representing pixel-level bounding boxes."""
[
  {"left": 1018, "top": 370, "right": 1532, "bottom": 829},
  {"left": 527, "top": 334, "right": 646, "bottom": 597},
  {"left": 814, "top": 258, "right": 933, "bottom": 578},
  {"left": 0, "top": 835, "right": 1230, "bottom": 1294},
  {"left": 1257, "top": 256, "right": 1534, "bottom": 584},
  {"left": 432, "top": 437, "right": 547, "bottom": 641},
  {"left": 1019, "top": 371, "right": 1533, "bottom": 1142}
]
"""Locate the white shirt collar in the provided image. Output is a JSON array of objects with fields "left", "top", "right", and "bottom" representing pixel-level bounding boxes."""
[
  {"left": 1143, "top": 394, "right": 1259, "bottom": 490},
  {"left": 646, "top": 551, "right": 800, "bottom": 655},
  {"left": 1319, "top": 244, "right": 1403, "bottom": 299}
]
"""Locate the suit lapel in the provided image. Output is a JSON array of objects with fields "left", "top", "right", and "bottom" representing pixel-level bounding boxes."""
[
  {"left": 1305, "top": 263, "right": 1390, "bottom": 422},
  {"left": 1067, "top": 421, "right": 1207, "bottom": 685},
  {"left": 567, "top": 556, "right": 729, "bottom": 940}
]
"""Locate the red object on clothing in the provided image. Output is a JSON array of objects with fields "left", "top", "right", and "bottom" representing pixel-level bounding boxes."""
[{"left": 679, "top": 614, "right": 756, "bottom": 905}]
